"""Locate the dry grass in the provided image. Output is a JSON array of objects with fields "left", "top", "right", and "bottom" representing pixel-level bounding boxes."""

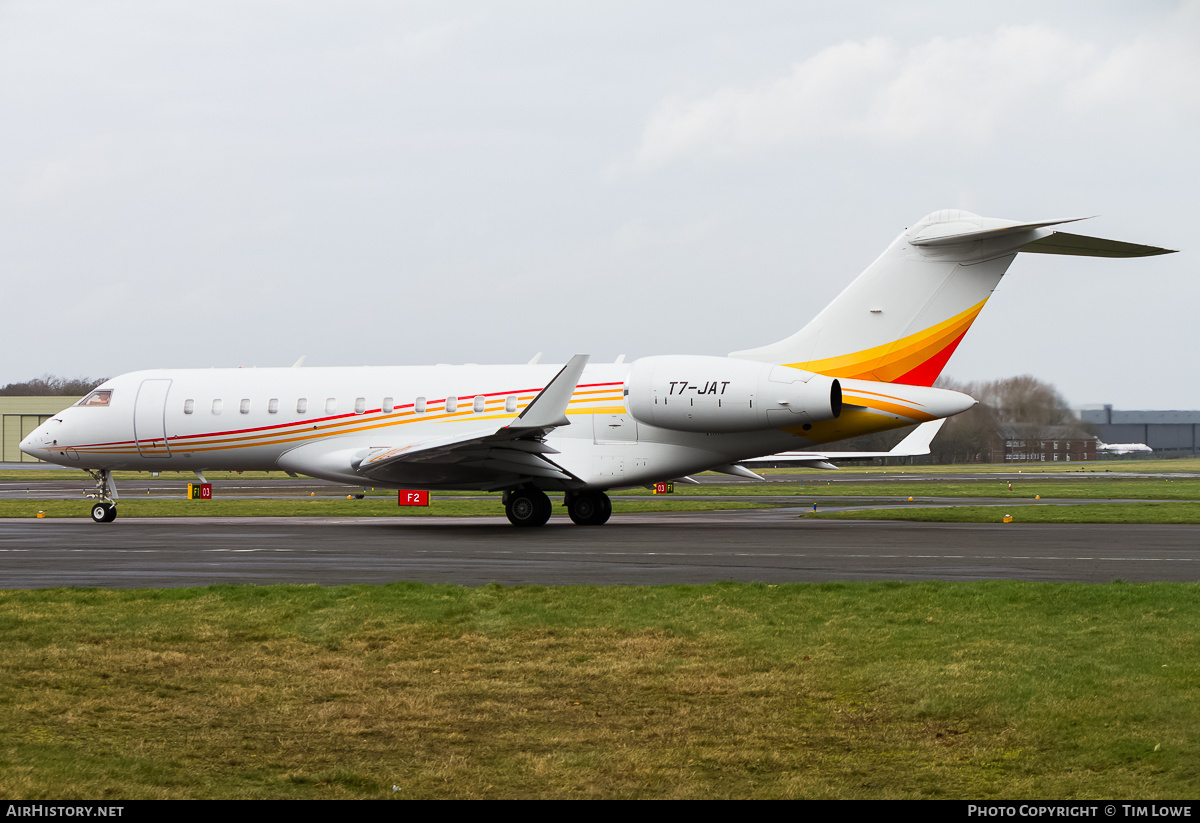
[{"left": 1, "top": 582, "right": 1198, "bottom": 799}]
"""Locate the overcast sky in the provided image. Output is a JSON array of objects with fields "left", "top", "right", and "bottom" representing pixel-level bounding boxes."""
[{"left": 2, "top": 1, "right": 1196, "bottom": 408}]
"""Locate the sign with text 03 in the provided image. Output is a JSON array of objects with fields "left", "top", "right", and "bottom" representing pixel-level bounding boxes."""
[
  {"left": 398, "top": 490, "right": 430, "bottom": 506},
  {"left": 187, "top": 483, "right": 212, "bottom": 500}
]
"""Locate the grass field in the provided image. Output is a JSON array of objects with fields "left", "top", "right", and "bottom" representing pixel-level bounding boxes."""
[
  {"left": 4, "top": 465, "right": 1200, "bottom": 798},
  {"left": 760, "top": 457, "right": 1200, "bottom": 475},
  {"left": 7, "top": 464, "right": 1200, "bottom": 522},
  {"left": 802, "top": 502, "right": 1200, "bottom": 524},
  {"left": 1, "top": 581, "right": 1197, "bottom": 800},
  {"left": 633, "top": 478, "right": 1200, "bottom": 500},
  {"left": 0, "top": 497, "right": 773, "bottom": 519}
]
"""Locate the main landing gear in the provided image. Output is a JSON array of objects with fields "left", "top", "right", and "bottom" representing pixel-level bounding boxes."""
[
  {"left": 504, "top": 488, "right": 553, "bottom": 527},
  {"left": 85, "top": 469, "right": 117, "bottom": 524},
  {"left": 565, "top": 490, "right": 612, "bottom": 526},
  {"left": 502, "top": 489, "right": 613, "bottom": 527}
]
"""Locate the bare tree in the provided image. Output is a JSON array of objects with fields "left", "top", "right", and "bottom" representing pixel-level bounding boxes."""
[
  {"left": 930, "top": 375, "right": 1076, "bottom": 463},
  {"left": 0, "top": 375, "right": 108, "bottom": 397}
]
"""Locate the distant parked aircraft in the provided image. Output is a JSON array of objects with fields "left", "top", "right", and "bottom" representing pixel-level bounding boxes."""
[{"left": 1097, "top": 442, "right": 1153, "bottom": 455}]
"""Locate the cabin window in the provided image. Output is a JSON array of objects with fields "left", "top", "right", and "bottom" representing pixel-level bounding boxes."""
[
  {"left": 240, "top": 399, "right": 250, "bottom": 414},
  {"left": 325, "top": 398, "right": 337, "bottom": 414},
  {"left": 445, "top": 396, "right": 458, "bottom": 413},
  {"left": 184, "top": 399, "right": 194, "bottom": 415},
  {"left": 212, "top": 399, "right": 223, "bottom": 415},
  {"left": 76, "top": 390, "right": 112, "bottom": 407},
  {"left": 296, "top": 398, "right": 308, "bottom": 414},
  {"left": 268, "top": 398, "right": 279, "bottom": 414},
  {"left": 415, "top": 397, "right": 426, "bottom": 413},
  {"left": 354, "top": 397, "right": 366, "bottom": 414},
  {"left": 382, "top": 397, "right": 394, "bottom": 413},
  {"left": 506, "top": 395, "right": 517, "bottom": 413},
  {"left": 473, "top": 395, "right": 485, "bottom": 413}
]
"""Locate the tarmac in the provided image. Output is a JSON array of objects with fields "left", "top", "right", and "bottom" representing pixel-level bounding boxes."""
[
  {"left": 2, "top": 509, "right": 1198, "bottom": 588},
  {"left": 3, "top": 465, "right": 1198, "bottom": 588}
]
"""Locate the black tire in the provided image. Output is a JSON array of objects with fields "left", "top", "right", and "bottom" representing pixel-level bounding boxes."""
[
  {"left": 568, "top": 491, "right": 612, "bottom": 526},
  {"left": 506, "top": 489, "right": 552, "bottom": 527},
  {"left": 90, "top": 502, "right": 116, "bottom": 524}
]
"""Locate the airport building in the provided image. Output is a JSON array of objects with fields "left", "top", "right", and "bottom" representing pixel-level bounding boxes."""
[
  {"left": 0, "top": 396, "right": 82, "bottom": 462},
  {"left": 1077, "top": 406, "right": 1200, "bottom": 457},
  {"left": 988, "top": 425, "right": 1097, "bottom": 464}
]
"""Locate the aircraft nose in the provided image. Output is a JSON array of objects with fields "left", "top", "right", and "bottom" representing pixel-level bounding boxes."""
[
  {"left": 19, "top": 421, "right": 56, "bottom": 459},
  {"left": 19, "top": 430, "right": 42, "bottom": 457}
]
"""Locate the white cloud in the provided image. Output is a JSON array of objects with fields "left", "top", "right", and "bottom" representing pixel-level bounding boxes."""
[
  {"left": 625, "top": 18, "right": 1199, "bottom": 171},
  {"left": 1070, "top": 3, "right": 1200, "bottom": 110}
]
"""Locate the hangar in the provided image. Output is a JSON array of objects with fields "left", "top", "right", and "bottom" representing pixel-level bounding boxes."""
[
  {"left": 1078, "top": 405, "right": 1200, "bottom": 457},
  {"left": 0, "top": 396, "right": 82, "bottom": 462}
]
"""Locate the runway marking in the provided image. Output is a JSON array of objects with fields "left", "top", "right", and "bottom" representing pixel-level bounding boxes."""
[
  {"left": 405, "top": 548, "right": 1200, "bottom": 564},
  {"left": 203, "top": 548, "right": 299, "bottom": 553},
  {"left": 3, "top": 542, "right": 1195, "bottom": 564}
]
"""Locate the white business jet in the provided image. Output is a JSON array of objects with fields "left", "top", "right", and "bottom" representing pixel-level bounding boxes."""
[
  {"left": 21, "top": 210, "right": 1173, "bottom": 526},
  {"left": 1097, "top": 442, "right": 1153, "bottom": 455}
]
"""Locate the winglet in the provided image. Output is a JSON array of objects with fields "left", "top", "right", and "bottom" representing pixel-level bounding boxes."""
[{"left": 508, "top": 354, "right": 589, "bottom": 431}]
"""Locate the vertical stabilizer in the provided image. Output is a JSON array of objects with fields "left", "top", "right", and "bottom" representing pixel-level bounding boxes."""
[{"left": 729, "top": 211, "right": 1172, "bottom": 386}]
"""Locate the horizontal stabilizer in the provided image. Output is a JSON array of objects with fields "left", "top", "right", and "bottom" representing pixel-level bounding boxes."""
[
  {"left": 1020, "top": 231, "right": 1176, "bottom": 258},
  {"left": 884, "top": 418, "right": 945, "bottom": 456},
  {"left": 910, "top": 216, "right": 1089, "bottom": 247},
  {"left": 710, "top": 463, "right": 766, "bottom": 481},
  {"left": 909, "top": 215, "right": 1177, "bottom": 257},
  {"left": 742, "top": 420, "right": 945, "bottom": 467}
]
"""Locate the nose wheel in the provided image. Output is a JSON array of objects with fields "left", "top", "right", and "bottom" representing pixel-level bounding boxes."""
[{"left": 90, "top": 502, "right": 117, "bottom": 523}]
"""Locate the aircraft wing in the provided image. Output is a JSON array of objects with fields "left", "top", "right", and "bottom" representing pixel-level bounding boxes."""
[
  {"left": 739, "top": 419, "right": 945, "bottom": 471},
  {"left": 351, "top": 355, "right": 589, "bottom": 488},
  {"left": 354, "top": 425, "right": 578, "bottom": 484}
]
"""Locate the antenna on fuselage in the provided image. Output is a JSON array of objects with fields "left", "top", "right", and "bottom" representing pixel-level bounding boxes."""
[{"left": 292, "top": 356, "right": 306, "bottom": 368}]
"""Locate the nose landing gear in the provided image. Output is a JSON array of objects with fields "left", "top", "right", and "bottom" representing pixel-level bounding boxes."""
[{"left": 85, "top": 469, "right": 118, "bottom": 524}]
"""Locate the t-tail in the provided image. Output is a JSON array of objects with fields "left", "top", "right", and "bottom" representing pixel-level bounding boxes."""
[{"left": 730, "top": 210, "right": 1175, "bottom": 385}]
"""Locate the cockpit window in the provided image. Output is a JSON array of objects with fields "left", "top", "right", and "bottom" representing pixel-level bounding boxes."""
[{"left": 76, "top": 390, "right": 112, "bottom": 407}]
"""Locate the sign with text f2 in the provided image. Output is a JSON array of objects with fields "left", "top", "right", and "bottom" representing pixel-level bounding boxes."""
[{"left": 398, "top": 490, "right": 430, "bottom": 506}]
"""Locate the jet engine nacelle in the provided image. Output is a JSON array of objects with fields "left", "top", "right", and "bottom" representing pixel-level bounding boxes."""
[{"left": 625, "top": 355, "right": 841, "bottom": 433}]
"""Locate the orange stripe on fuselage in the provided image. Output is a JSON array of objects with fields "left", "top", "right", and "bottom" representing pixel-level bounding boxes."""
[{"left": 67, "top": 384, "right": 626, "bottom": 456}]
